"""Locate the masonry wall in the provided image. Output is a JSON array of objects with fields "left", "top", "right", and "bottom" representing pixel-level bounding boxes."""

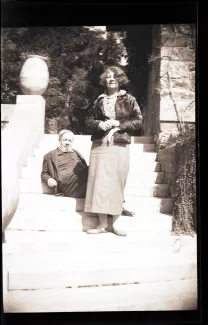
[{"left": 145, "top": 24, "right": 196, "bottom": 148}]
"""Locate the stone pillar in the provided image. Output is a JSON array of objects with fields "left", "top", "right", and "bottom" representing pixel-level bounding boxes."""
[
  {"left": 16, "top": 95, "right": 46, "bottom": 141},
  {"left": 1, "top": 104, "right": 16, "bottom": 130},
  {"left": 145, "top": 24, "right": 196, "bottom": 148},
  {"left": 159, "top": 24, "right": 195, "bottom": 148}
]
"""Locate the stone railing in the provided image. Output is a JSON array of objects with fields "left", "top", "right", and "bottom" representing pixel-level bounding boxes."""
[
  {"left": 1, "top": 104, "right": 16, "bottom": 130},
  {"left": 2, "top": 95, "right": 45, "bottom": 241}
]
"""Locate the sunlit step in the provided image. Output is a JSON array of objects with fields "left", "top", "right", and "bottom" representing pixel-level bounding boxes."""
[{"left": 17, "top": 193, "right": 173, "bottom": 214}]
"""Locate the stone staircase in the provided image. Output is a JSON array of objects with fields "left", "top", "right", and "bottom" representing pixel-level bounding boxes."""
[{"left": 3, "top": 135, "right": 197, "bottom": 312}]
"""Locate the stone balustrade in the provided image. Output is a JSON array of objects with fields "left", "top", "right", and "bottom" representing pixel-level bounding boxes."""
[{"left": 2, "top": 95, "right": 45, "bottom": 241}]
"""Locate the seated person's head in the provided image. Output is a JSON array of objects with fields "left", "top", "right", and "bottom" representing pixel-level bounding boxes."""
[{"left": 58, "top": 130, "right": 74, "bottom": 152}]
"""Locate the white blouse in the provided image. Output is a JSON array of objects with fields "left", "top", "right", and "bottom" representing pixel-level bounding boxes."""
[{"left": 103, "top": 93, "right": 117, "bottom": 119}]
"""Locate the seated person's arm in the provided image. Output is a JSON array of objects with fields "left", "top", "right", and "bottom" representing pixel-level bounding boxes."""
[{"left": 41, "top": 155, "right": 57, "bottom": 187}]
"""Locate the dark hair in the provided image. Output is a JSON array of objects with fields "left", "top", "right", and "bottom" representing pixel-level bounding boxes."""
[{"left": 99, "top": 66, "right": 129, "bottom": 87}]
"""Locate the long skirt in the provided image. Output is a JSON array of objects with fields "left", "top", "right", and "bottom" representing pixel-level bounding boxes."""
[{"left": 84, "top": 137, "right": 130, "bottom": 216}]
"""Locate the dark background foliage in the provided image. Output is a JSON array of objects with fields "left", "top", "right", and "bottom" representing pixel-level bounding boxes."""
[{"left": 1, "top": 25, "right": 153, "bottom": 134}]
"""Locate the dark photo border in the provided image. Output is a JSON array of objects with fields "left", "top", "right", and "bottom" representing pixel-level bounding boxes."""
[{"left": 1, "top": 1, "right": 203, "bottom": 325}]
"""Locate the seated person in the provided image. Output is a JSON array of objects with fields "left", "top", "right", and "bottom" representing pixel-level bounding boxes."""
[
  {"left": 41, "top": 129, "right": 134, "bottom": 215},
  {"left": 41, "top": 130, "right": 88, "bottom": 198}
]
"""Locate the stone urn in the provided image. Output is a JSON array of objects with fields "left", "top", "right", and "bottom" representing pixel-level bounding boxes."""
[{"left": 20, "top": 55, "right": 49, "bottom": 95}]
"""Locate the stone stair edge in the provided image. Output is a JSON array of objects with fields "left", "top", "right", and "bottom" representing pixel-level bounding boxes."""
[
  {"left": 3, "top": 279, "right": 198, "bottom": 313},
  {"left": 4, "top": 229, "right": 196, "bottom": 239},
  {"left": 4, "top": 251, "right": 197, "bottom": 270}
]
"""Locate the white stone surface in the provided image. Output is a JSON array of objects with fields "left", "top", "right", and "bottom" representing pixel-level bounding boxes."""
[
  {"left": 4, "top": 249, "right": 197, "bottom": 290},
  {"left": 7, "top": 209, "right": 173, "bottom": 233},
  {"left": 4, "top": 279, "right": 197, "bottom": 312},
  {"left": 3, "top": 134, "right": 197, "bottom": 312},
  {"left": 2, "top": 96, "right": 45, "bottom": 234}
]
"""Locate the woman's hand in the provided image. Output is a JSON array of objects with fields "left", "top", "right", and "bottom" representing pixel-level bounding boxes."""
[
  {"left": 107, "top": 127, "right": 120, "bottom": 143},
  {"left": 47, "top": 178, "right": 57, "bottom": 188},
  {"left": 98, "top": 120, "right": 120, "bottom": 131},
  {"left": 98, "top": 121, "right": 113, "bottom": 131},
  {"left": 109, "top": 120, "right": 120, "bottom": 127}
]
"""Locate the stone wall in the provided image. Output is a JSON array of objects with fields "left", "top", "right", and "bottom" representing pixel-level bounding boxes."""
[
  {"left": 157, "top": 147, "right": 177, "bottom": 197},
  {"left": 145, "top": 24, "right": 196, "bottom": 148}
]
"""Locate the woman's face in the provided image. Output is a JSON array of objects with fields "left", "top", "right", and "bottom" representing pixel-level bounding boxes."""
[
  {"left": 59, "top": 132, "right": 74, "bottom": 152},
  {"left": 105, "top": 70, "right": 119, "bottom": 91}
]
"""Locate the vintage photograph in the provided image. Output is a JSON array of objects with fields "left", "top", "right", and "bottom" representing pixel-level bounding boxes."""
[{"left": 2, "top": 24, "right": 197, "bottom": 312}]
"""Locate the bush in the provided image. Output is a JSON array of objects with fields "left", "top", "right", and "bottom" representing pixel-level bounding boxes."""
[{"left": 170, "top": 127, "right": 197, "bottom": 235}]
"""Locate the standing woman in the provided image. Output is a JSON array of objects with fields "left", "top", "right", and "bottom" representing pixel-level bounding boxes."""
[{"left": 84, "top": 66, "right": 143, "bottom": 236}]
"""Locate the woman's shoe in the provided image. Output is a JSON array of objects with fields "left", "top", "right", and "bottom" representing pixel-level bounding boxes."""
[
  {"left": 86, "top": 228, "right": 109, "bottom": 234},
  {"left": 112, "top": 227, "right": 127, "bottom": 237},
  {"left": 121, "top": 207, "right": 135, "bottom": 217}
]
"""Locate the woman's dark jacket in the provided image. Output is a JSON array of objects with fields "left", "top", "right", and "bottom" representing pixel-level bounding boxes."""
[{"left": 85, "top": 90, "right": 143, "bottom": 143}]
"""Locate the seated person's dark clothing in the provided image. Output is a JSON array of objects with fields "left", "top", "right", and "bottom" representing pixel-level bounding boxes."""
[
  {"left": 57, "top": 149, "right": 88, "bottom": 198},
  {"left": 41, "top": 148, "right": 88, "bottom": 198}
]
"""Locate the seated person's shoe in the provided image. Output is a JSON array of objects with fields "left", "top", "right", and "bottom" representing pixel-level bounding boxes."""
[
  {"left": 121, "top": 207, "right": 135, "bottom": 217},
  {"left": 112, "top": 227, "right": 127, "bottom": 237},
  {"left": 86, "top": 227, "right": 109, "bottom": 234}
]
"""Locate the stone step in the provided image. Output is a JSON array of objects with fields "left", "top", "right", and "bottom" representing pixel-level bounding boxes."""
[
  {"left": 132, "top": 136, "right": 154, "bottom": 144},
  {"left": 17, "top": 193, "right": 173, "bottom": 214},
  {"left": 8, "top": 210, "right": 173, "bottom": 233},
  {"left": 20, "top": 161, "right": 161, "bottom": 177},
  {"left": 30, "top": 150, "right": 158, "bottom": 160},
  {"left": 42, "top": 135, "right": 154, "bottom": 144},
  {"left": 20, "top": 181, "right": 170, "bottom": 197},
  {"left": 25, "top": 152, "right": 158, "bottom": 167},
  {"left": 40, "top": 140, "right": 155, "bottom": 148},
  {"left": 124, "top": 197, "right": 173, "bottom": 214},
  {"left": 4, "top": 231, "right": 197, "bottom": 255},
  {"left": 127, "top": 172, "right": 165, "bottom": 183},
  {"left": 3, "top": 233, "right": 197, "bottom": 255},
  {"left": 21, "top": 168, "right": 164, "bottom": 182},
  {"left": 19, "top": 171, "right": 165, "bottom": 186},
  {"left": 35, "top": 143, "right": 155, "bottom": 155},
  {"left": 124, "top": 184, "right": 170, "bottom": 197},
  {"left": 3, "top": 251, "right": 197, "bottom": 290},
  {"left": 3, "top": 279, "right": 197, "bottom": 312}
]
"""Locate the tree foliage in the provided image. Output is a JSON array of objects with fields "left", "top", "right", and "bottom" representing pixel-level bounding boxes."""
[
  {"left": 1, "top": 27, "right": 125, "bottom": 134},
  {"left": 115, "top": 25, "right": 153, "bottom": 112}
]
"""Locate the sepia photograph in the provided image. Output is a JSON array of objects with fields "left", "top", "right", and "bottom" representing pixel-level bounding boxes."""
[{"left": 2, "top": 20, "right": 198, "bottom": 314}]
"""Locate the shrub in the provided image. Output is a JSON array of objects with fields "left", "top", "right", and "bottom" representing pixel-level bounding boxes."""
[{"left": 167, "top": 126, "right": 197, "bottom": 235}]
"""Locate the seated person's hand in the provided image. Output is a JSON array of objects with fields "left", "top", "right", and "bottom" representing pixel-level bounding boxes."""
[{"left": 47, "top": 178, "right": 57, "bottom": 187}]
